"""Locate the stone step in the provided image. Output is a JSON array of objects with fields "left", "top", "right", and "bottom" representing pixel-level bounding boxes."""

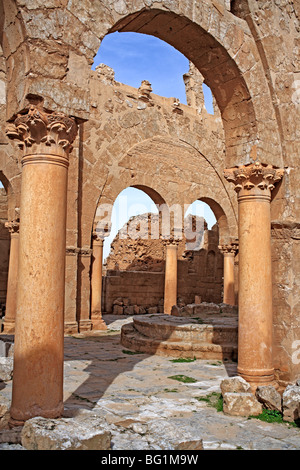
[
  {"left": 131, "top": 314, "right": 238, "bottom": 344},
  {"left": 121, "top": 322, "right": 238, "bottom": 361}
]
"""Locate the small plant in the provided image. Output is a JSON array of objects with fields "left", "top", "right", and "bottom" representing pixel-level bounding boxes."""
[
  {"left": 169, "top": 357, "right": 196, "bottom": 363},
  {"left": 168, "top": 374, "right": 198, "bottom": 383},
  {"left": 163, "top": 388, "right": 178, "bottom": 393},
  {"left": 249, "top": 409, "right": 283, "bottom": 424},
  {"left": 196, "top": 392, "right": 223, "bottom": 412}
]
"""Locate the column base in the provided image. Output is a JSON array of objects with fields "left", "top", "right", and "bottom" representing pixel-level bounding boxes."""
[
  {"left": 64, "top": 321, "right": 79, "bottom": 335},
  {"left": 91, "top": 317, "right": 107, "bottom": 331},
  {"left": 2, "top": 320, "right": 15, "bottom": 334},
  {"left": 9, "top": 403, "right": 64, "bottom": 427},
  {"left": 78, "top": 319, "right": 92, "bottom": 332},
  {"left": 237, "top": 367, "right": 276, "bottom": 393}
]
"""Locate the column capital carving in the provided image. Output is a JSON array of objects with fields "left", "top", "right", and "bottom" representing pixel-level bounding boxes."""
[
  {"left": 92, "top": 228, "right": 110, "bottom": 245},
  {"left": 218, "top": 243, "right": 238, "bottom": 255},
  {"left": 5, "top": 105, "right": 78, "bottom": 164},
  {"left": 160, "top": 236, "right": 180, "bottom": 247},
  {"left": 224, "top": 162, "right": 284, "bottom": 200},
  {"left": 5, "top": 219, "right": 20, "bottom": 235}
]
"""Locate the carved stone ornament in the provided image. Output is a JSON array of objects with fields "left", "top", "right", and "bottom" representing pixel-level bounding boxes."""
[
  {"left": 224, "top": 162, "right": 284, "bottom": 194},
  {"left": 218, "top": 243, "right": 238, "bottom": 255},
  {"left": 5, "top": 219, "right": 20, "bottom": 235},
  {"left": 5, "top": 105, "right": 78, "bottom": 157}
]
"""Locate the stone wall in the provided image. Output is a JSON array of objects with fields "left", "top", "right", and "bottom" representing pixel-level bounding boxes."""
[{"left": 103, "top": 224, "right": 223, "bottom": 313}]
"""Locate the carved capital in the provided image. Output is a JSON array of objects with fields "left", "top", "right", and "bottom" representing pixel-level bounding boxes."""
[
  {"left": 224, "top": 162, "right": 284, "bottom": 200},
  {"left": 218, "top": 243, "right": 238, "bottom": 256},
  {"left": 5, "top": 219, "right": 20, "bottom": 235},
  {"left": 6, "top": 105, "right": 78, "bottom": 164},
  {"left": 161, "top": 235, "right": 180, "bottom": 247}
]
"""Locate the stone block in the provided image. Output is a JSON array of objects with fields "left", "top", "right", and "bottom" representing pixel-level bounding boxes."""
[
  {"left": 0, "top": 357, "right": 13, "bottom": 381},
  {"left": 255, "top": 385, "right": 282, "bottom": 413},
  {"left": 282, "top": 384, "right": 300, "bottom": 423},
  {"left": 223, "top": 392, "right": 263, "bottom": 417},
  {"left": 21, "top": 416, "right": 111, "bottom": 450},
  {"left": 220, "top": 376, "right": 251, "bottom": 395},
  {"left": 113, "top": 304, "right": 124, "bottom": 315}
]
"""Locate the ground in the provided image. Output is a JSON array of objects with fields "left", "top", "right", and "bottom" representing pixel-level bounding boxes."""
[{"left": 0, "top": 314, "right": 299, "bottom": 450}]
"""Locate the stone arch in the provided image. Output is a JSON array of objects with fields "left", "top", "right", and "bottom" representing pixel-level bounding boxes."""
[{"left": 0, "top": 1, "right": 283, "bottom": 167}]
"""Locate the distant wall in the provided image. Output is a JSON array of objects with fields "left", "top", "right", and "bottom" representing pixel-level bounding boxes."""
[{"left": 103, "top": 247, "right": 223, "bottom": 313}]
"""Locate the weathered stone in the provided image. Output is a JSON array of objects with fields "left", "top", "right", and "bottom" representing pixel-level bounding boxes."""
[
  {"left": 255, "top": 385, "right": 282, "bottom": 413},
  {"left": 0, "top": 357, "right": 13, "bottom": 381},
  {"left": 223, "top": 392, "right": 263, "bottom": 417},
  {"left": 175, "top": 440, "right": 203, "bottom": 450},
  {"left": 21, "top": 416, "right": 112, "bottom": 450},
  {"left": 113, "top": 304, "right": 124, "bottom": 315},
  {"left": 220, "top": 376, "right": 251, "bottom": 395},
  {"left": 282, "top": 385, "right": 300, "bottom": 423}
]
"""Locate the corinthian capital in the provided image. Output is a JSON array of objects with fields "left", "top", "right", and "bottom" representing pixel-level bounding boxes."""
[
  {"left": 224, "top": 162, "right": 284, "bottom": 196},
  {"left": 218, "top": 243, "right": 238, "bottom": 255},
  {"left": 5, "top": 219, "right": 20, "bottom": 235},
  {"left": 5, "top": 105, "right": 78, "bottom": 157}
]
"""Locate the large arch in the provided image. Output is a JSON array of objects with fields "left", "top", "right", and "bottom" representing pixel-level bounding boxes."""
[{"left": 0, "top": 1, "right": 283, "bottom": 169}]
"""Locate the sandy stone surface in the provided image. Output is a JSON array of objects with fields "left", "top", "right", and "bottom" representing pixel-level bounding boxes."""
[{"left": 1, "top": 316, "right": 299, "bottom": 450}]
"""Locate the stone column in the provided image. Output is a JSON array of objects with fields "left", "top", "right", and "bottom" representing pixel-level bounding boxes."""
[
  {"left": 224, "top": 162, "right": 284, "bottom": 391},
  {"left": 6, "top": 104, "right": 78, "bottom": 425},
  {"left": 163, "top": 240, "right": 178, "bottom": 314},
  {"left": 218, "top": 243, "right": 238, "bottom": 306},
  {"left": 3, "top": 219, "right": 20, "bottom": 334},
  {"left": 90, "top": 230, "right": 107, "bottom": 331}
]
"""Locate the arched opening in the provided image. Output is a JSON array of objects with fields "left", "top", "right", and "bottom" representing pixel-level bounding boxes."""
[{"left": 106, "top": 9, "right": 257, "bottom": 165}]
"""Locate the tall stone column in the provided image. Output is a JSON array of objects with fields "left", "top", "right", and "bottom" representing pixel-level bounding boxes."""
[
  {"left": 163, "top": 240, "right": 178, "bottom": 314},
  {"left": 90, "top": 230, "right": 107, "bottom": 331},
  {"left": 6, "top": 104, "right": 78, "bottom": 425},
  {"left": 218, "top": 243, "right": 238, "bottom": 306},
  {"left": 3, "top": 219, "right": 20, "bottom": 334},
  {"left": 224, "top": 162, "right": 284, "bottom": 391}
]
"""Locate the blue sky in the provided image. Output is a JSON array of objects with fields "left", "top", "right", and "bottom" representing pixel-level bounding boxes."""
[{"left": 92, "top": 31, "right": 214, "bottom": 112}]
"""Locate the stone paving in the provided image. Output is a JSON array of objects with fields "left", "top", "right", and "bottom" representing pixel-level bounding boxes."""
[{"left": 0, "top": 315, "right": 300, "bottom": 450}]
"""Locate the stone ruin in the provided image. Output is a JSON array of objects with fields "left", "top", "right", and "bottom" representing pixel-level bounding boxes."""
[{"left": 0, "top": 0, "right": 299, "bottom": 440}]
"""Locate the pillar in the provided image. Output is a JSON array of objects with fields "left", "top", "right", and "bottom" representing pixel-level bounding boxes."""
[
  {"left": 90, "top": 230, "right": 107, "bottom": 331},
  {"left": 3, "top": 219, "right": 19, "bottom": 334},
  {"left": 218, "top": 243, "right": 238, "bottom": 306},
  {"left": 224, "top": 162, "right": 284, "bottom": 391},
  {"left": 6, "top": 104, "right": 78, "bottom": 425},
  {"left": 163, "top": 240, "right": 178, "bottom": 314}
]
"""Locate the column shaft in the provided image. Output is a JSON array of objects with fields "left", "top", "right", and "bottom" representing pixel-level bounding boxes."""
[
  {"left": 164, "top": 244, "right": 178, "bottom": 314},
  {"left": 91, "top": 235, "right": 106, "bottom": 330},
  {"left": 3, "top": 223, "right": 19, "bottom": 333},
  {"left": 238, "top": 195, "right": 273, "bottom": 386}
]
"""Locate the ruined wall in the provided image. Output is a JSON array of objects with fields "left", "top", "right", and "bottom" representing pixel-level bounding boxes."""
[
  {"left": 103, "top": 218, "right": 223, "bottom": 313},
  {"left": 0, "top": 0, "right": 299, "bottom": 384}
]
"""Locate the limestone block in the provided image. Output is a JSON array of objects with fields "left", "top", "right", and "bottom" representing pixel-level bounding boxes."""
[
  {"left": 0, "top": 357, "right": 13, "bottom": 381},
  {"left": 220, "top": 376, "right": 251, "bottom": 395},
  {"left": 113, "top": 304, "right": 124, "bottom": 315},
  {"left": 255, "top": 385, "right": 282, "bottom": 413},
  {"left": 282, "top": 385, "right": 300, "bottom": 423},
  {"left": 223, "top": 393, "right": 263, "bottom": 417},
  {"left": 21, "top": 416, "right": 111, "bottom": 450},
  {"left": 147, "top": 306, "right": 158, "bottom": 314}
]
